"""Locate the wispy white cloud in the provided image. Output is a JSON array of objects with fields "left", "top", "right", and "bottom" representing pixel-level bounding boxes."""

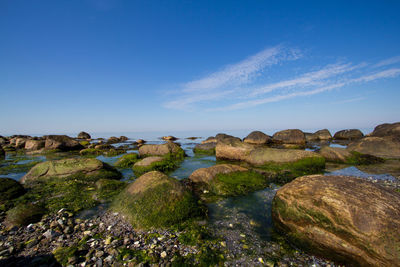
[
  {"left": 374, "top": 56, "right": 400, "bottom": 68},
  {"left": 163, "top": 46, "right": 400, "bottom": 111},
  {"left": 332, "top": 96, "right": 366, "bottom": 104}
]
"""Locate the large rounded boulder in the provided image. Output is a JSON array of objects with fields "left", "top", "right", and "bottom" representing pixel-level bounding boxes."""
[
  {"left": 347, "top": 136, "right": 400, "bottom": 159},
  {"left": 215, "top": 137, "right": 254, "bottom": 161},
  {"left": 44, "top": 135, "right": 83, "bottom": 151},
  {"left": 77, "top": 131, "right": 91, "bottom": 139},
  {"left": 243, "top": 131, "right": 271, "bottom": 145},
  {"left": 21, "top": 158, "right": 121, "bottom": 184},
  {"left": 272, "top": 175, "right": 400, "bottom": 266},
  {"left": 307, "top": 129, "right": 332, "bottom": 142},
  {"left": 139, "top": 142, "right": 184, "bottom": 158},
  {"left": 333, "top": 129, "right": 364, "bottom": 140},
  {"left": 112, "top": 171, "right": 203, "bottom": 229},
  {"left": 272, "top": 129, "right": 306, "bottom": 145},
  {"left": 370, "top": 122, "right": 400, "bottom": 138}
]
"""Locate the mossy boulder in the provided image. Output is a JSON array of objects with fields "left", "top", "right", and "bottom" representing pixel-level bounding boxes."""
[
  {"left": 4, "top": 203, "right": 45, "bottom": 228},
  {"left": 93, "top": 179, "right": 127, "bottom": 202},
  {"left": 320, "top": 146, "right": 384, "bottom": 165},
  {"left": 272, "top": 129, "right": 306, "bottom": 146},
  {"left": 189, "top": 164, "right": 267, "bottom": 197},
  {"left": 21, "top": 158, "right": 121, "bottom": 184},
  {"left": 193, "top": 142, "right": 216, "bottom": 155},
  {"left": 112, "top": 171, "right": 203, "bottom": 229},
  {"left": 44, "top": 135, "right": 83, "bottom": 151},
  {"left": 79, "top": 148, "right": 103, "bottom": 156},
  {"left": 272, "top": 174, "right": 400, "bottom": 266},
  {"left": 133, "top": 156, "right": 174, "bottom": 176},
  {"left": 243, "top": 131, "right": 271, "bottom": 145},
  {"left": 347, "top": 136, "right": 400, "bottom": 159},
  {"left": 0, "top": 178, "right": 25, "bottom": 204},
  {"left": 333, "top": 129, "right": 364, "bottom": 140},
  {"left": 114, "top": 153, "right": 139, "bottom": 168},
  {"left": 139, "top": 142, "right": 184, "bottom": 158}
]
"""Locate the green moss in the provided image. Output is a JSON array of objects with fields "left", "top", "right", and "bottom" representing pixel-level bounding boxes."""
[
  {"left": 79, "top": 141, "right": 90, "bottom": 146},
  {"left": 133, "top": 153, "right": 184, "bottom": 176},
  {"left": 53, "top": 246, "right": 78, "bottom": 266},
  {"left": 193, "top": 148, "right": 215, "bottom": 155},
  {"left": 209, "top": 171, "right": 268, "bottom": 197},
  {"left": 79, "top": 148, "right": 102, "bottom": 156},
  {"left": 114, "top": 153, "right": 139, "bottom": 168},
  {"left": 346, "top": 151, "right": 385, "bottom": 165},
  {"left": 94, "top": 179, "right": 127, "bottom": 202},
  {"left": 260, "top": 157, "right": 325, "bottom": 184},
  {"left": 112, "top": 180, "right": 204, "bottom": 229},
  {"left": 117, "top": 247, "right": 155, "bottom": 264},
  {"left": 5, "top": 203, "right": 45, "bottom": 227},
  {"left": 0, "top": 160, "right": 42, "bottom": 175},
  {"left": 0, "top": 178, "right": 25, "bottom": 204},
  {"left": 104, "top": 149, "right": 125, "bottom": 157}
]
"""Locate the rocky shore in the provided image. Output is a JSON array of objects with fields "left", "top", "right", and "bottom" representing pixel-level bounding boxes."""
[{"left": 0, "top": 122, "right": 399, "bottom": 266}]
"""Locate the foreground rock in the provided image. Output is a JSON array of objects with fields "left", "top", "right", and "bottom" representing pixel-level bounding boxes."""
[
  {"left": 112, "top": 171, "right": 203, "bottom": 229},
  {"left": 347, "top": 136, "right": 400, "bottom": 159},
  {"left": 21, "top": 158, "right": 121, "bottom": 183},
  {"left": 0, "top": 178, "right": 25, "bottom": 204},
  {"left": 77, "top": 131, "right": 91, "bottom": 139},
  {"left": 139, "top": 142, "right": 184, "bottom": 158},
  {"left": 272, "top": 175, "right": 400, "bottom": 266},
  {"left": 243, "top": 131, "right": 271, "bottom": 145},
  {"left": 45, "top": 135, "right": 83, "bottom": 151},
  {"left": 333, "top": 129, "right": 364, "bottom": 140},
  {"left": 370, "top": 122, "right": 400, "bottom": 138},
  {"left": 272, "top": 129, "right": 306, "bottom": 147}
]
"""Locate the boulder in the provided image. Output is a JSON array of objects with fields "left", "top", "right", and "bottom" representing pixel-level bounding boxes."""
[
  {"left": 319, "top": 146, "right": 352, "bottom": 163},
  {"left": 112, "top": 171, "right": 202, "bottom": 229},
  {"left": 307, "top": 129, "right": 332, "bottom": 141},
  {"left": 189, "top": 164, "right": 247, "bottom": 184},
  {"left": 134, "top": 156, "right": 164, "bottom": 167},
  {"left": 21, "top": 158, "right": 121, "bottom": 184},
  {"left": 133, "top": 156, "right": 170, "bottom": 176},
  {"left": 246, "top": 147, "right": 322, "bottom": 166},
  {"left": 347, "top": 136, "right": 400, "bottom": 159},
  {"left": 370, "top": 122, "right": 400, "bottom": 138},
  {"left": 215, "top": 133, "right": 237, "bottom": 142},
  {"left": 243, "top": 131, "right": 271, "bottom": 145},
  {"left": 44, "top": 135, "right": 83, "bottom": 151},
  {"left": 202, "top": 137, "right": 217, "bottom": 144},
  {"left": 162, "top": 136, "right": 178, "bottom": 141},
  {"left": 77, "top": 131, "right": 91, "bottom": 139},
  {"left": 215, "top": 137, "right": 254, "bottom": 161},
  {"left": 114, "top": 153, "right": 139, "bottom": 168},
  {"left": 333, "top": 129, "right": 364, "bottom": 140},
  {"left": 24, "top": 140, "right": 45, "bottom": 151},
  {"left": 15, "top": 138, "right": 27, "bottom": 149},
  {"left": 272, "top": 175, "right": 400, "bottom": 266},
  {"left": 136, "top": 139, "right": 146, "bottom": 144},
  {"left": 94, "top": 144, "right": 113, "bottom": 150},
  {"left": 107, "top": 136, "right": 120, "bottom": 144},
  {"left": 272, "top": 129, "right": 306, "bottom": 145},
  {"left": 139, "top": 142, "right": 184, "bottom": 158},
  {"left": 193, "top": 142, "right": 216, "bottom": 154},
  {"left": 0, "top": 178, "right": 25, "bottom": 204}
]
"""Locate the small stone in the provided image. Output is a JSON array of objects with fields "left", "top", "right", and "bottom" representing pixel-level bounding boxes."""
[
  {"left": 43, "top": 229, "right": 58, "bottom": 239},
  {"left": 160, "top": 251, "right": 167, "bottom": 258},
  {"left": 83, "top": 230, "right": 91, "bottom": 236},
  {"left": 95, "top": 250, "right": 104, "bottom": 257},
  {"left": 105, "top": 236, "right": 112, "bottom": 245},
  {"left": 258, "top": 257, "right": 264, "bottom": 264},
  {"left": 220, "top": 241, "right": 226, "bottom": 247}
]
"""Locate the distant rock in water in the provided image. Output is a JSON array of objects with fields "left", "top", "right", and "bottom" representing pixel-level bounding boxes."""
[
  {"left": 306, "top": 129, "right": 332, "bottom": 141},
  {"left": 370, "top": 122, "right": 400, "bottom": 138},
  {"left": 333, "top": 129, "right": 364, "bottom": 140},
  {"left": 77, "top": 131, "right": 91, "bottom": 139},
  {"left": 272, "top": 129, "right": 306, "bottom": 146},
  {"left": 44, "top": 135, "right": 83, "bottom": 151},
  {"left": 107, "top": 136, "right": 120, "bottom": 144},
  {"left": 272, "top": 174, "right": 400, "bottom": 266},
  {"left": 162, "top": 135, "right": 178, "bottom": 141},
  {"left": 243, "top": 131, "right": 271, "bottom": 145},
  {"left": 119, "top": 136, "right": 129, "bottom": 141}
]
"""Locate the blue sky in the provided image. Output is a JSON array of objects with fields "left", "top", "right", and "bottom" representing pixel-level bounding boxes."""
[{"left": 1, "top": 0, "right": 400, "bottom": 135}]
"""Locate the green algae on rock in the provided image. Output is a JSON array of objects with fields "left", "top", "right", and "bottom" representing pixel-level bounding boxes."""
[
  {"left": 193, "top": 142, "right": 216, "bottom": 155},
  {"left": 79, "top": 148, "right": 103, "bottom": 156},
  {"left": 0, "top": 178, "right": 25, "bottom": 204},
  {"left": 21, "top": 158, "right": 121, "bottom": 184},
  {"left": 112, "top": 171, "right": 204, "bottom": 229},
  {"left": 4, "top": 203, "right": 45, "bottom": 228},
  {"left": 272, "top": 174, "right": 400, "bottom": 266},
  {"left": 114, "top": 153, "right": 139, "bottom": 168}
]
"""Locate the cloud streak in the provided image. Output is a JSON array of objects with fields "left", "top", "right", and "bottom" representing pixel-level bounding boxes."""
[{"left": 163, "top": 47, "right": 400, "bottom": 111}]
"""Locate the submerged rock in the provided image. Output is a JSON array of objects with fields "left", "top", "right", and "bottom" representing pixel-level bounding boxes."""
[
  {"left": 370, "top": 122, "right": 400, "bottom": 138},
  {"left": 139, "top": 142, "right": 184, "bottom": 158},
  {"left": 333, "top": 129, "right": 364, "bottom": 140},
  {"left": 112, "top": 171, "right": 203, "bottom": 229},
  {"left": 77, "top": 131, "right": 91, "bottom": 139},
  {"left": 347, "top": 136, "right": 400, "bottom": 159},
  {"left": 21, "top": 158, "right": 121, "bottom": 183},
  {"left": 44, "top": 135, "right": 83, "bottom": 151},
  {"left": 0, "top": 178, "right": 25, "bottom": 204},
  {"left": 272, "top": 129, "right": 306, "bottom": 146},
  {"left": 243, "top": 131, "right": 271, "bottom": 145},
  {"left": 272, "top": 174, "right": 400, "bottom": 266}
]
